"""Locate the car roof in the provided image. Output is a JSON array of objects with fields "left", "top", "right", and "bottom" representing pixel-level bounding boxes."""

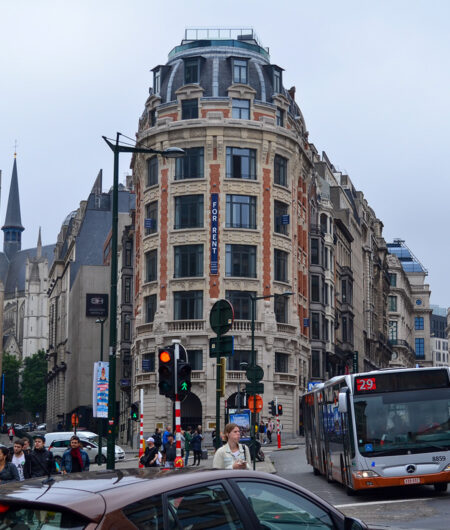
[{"left": 0, "top": 468, "right": 341, "bottom": 521}]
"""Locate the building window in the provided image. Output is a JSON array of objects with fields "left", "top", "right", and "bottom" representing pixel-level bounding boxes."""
[
  {"left": 341, "top": 279, "right": 353, "bottom": 304},
  {"left": 389, "top": 273, "right": 397, "bottom": 287},
  {"left": 181, "top": 99, "right": 198, "bottom": 119},
  {"left": 226, "top": 244, "right": 256, "bottom": 278},
  {"left": 233, "top": 59, "right": 248, "bottom": 84},
  {"left": 145, "top": 201, "right": 158, "bottom": 235},
  {"left": 153, "top": 69, "right": 160, "bottom": 94},
  {"left": 123, "top": 314, "right": 131, "bottom": 341},
  {"left": 389, "top": 320, "right": 398, "bottom": 342},
  {"left": 274, "top": 249, "right": 288, "bottom": 283},
  {"left": 142, "top": 353, "right": 155, "bottom": 372},
  {"left": 311, "top": 238, "right": 319, "bottom": 265},
  {"left": 226, "top": 147, "right": 256, "bottom": 180},
  {"left": 225, "top": 290, "right": 255, "bottom": 320},
  {"left": 124, "top": 241, "right": 132, "bottom": 267},
  {"left": 174, "top": 195, "right": 204, "bottom": 229},
  {"left": 187, "top": 350, "right": 203, "bottom": 370},
  {"left": 150, "top": 109, "right": 157, "bottom": 127},
  {"left": 311, "top": 275, "right": 320, "bottom": 302},
  {"left": 274, "top": 295, "right": 288, "bottom": 323},
  {"left": 184, "top": 58, "right": 200, "bottom": 84},
  {"left": 275, "top": 352, "right": 289, "bottom": 373},
  {"left": 174, "top": 291, "right": 203, "bottom": 320},
  {"left": 147, "top": 157, "right": 158, "bottom": 187},
  {"left": 175, "top": 147, "right": 204, "bottom": 180},
  {"left": 276, "top": 107, "right": 284, "bottom": 126},
  {"left": 274, "top": 155, "right": 287, "bottom": 187},
  {"left": 415, "top": 338, "right": 425, "bottom": 359},
  {"left": 145, "top": 249, "right": 157, "bottom": 282},
  {"left": 124, "top": 277, "right": 132, "bottom": 304},
  {"left": 232, "top": 99, "right": 250, "bottom": 119},
  {"left": 415, "top": 316, "right": 424, "bottom": 330},
  {"left": 342, "top": 316, "right": 348, "bottom": 342},
  {"left": 274, "top": 200, "right": 289, "bottom": 235},
  {"left": 273, "top": 68, "right": 281, "bottom": 93},
  {"left": 226, "top": 195, "right": 256, "bottom": 229},
  {"left": 388, "top": 295, "right": 397, "bottom": 312},
  {"left": 311, "top": 312, "right": 320, "bottom": 340},
  {"left": 227, "top": 350, "right": 251, "bottom": 370},
  {"left": 174, "top": 244, "right": 203, "bottom": 278},
  {"left": 311, "top": 350, "right": 321, "bottom": 378},
  {"left": 144, "top": 294, "right": 156, "bottom": 323}
]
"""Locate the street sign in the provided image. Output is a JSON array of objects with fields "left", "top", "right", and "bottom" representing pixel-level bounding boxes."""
[
  {"left": 246, "top": 364, "right": 264, "bottom": 383},
  {"left": 248, "top": 394, "right": 263, "bottom": 413},
  {"left": 245, "top": 382, "right": 264, "bottom": 394},
  {"left": 210, "top": 299, "right": 234, "bottom": 336},
  {"left": 307, "top": 381, "right": 321, "bottom": 391},
  {"left": 209, "top": 335, "right": 234, "bottom": 358}
]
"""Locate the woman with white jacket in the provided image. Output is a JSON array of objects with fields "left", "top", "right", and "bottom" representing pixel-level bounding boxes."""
[{"left": 212, "top": 423, "right": 251, "bottom": 470}]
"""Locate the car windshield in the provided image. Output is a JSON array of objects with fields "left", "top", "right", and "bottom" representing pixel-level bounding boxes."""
[
  {"left": 354, "top": 387, "right": 450, "bottom": 456},
  {"left": 86, "top": 436, "right": 107, "bottom": 446},
  {"left": 0, "top": 504, "right": 88, "bottom": 529}
]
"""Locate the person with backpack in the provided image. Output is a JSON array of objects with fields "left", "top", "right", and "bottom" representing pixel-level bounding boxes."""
[
  {"left": 141, "top": 437, "right": 159, "bottom": 467},
  {"left": 191, "top": 428, "right": 203, "bottom": 466}
]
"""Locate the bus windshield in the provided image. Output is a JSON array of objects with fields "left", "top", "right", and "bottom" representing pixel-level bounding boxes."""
[{"left": 354, "top": 387, "right": 450, "bottom": 456}]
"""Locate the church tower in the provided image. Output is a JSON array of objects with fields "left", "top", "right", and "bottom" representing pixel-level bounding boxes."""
[{"left": 2, "top": 153, "right": 24, "bottom": 259}]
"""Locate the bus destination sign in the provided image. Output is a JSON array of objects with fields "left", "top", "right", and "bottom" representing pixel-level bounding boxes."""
[
  {"left": 356, "top": 377, "right": 376, "bottom": 392},
  {"left": 354, "top": 369, "right": 449, "bottom": 394}
]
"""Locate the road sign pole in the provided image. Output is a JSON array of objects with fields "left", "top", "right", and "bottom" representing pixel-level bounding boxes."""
[
  {"left": 276, "top": 396, "right": 281, "bottom": 449},
  {"left": 215, "top": 334, "right": 221, "bottom": 450},
  {"left": 139, "top": 388, "right": 144, "bottom": 468},
  {"left": 173, "top": 342, "right": 182, "bottom": 461}
]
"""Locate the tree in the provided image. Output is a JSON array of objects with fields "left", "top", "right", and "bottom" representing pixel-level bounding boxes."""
[
  {"left": 2, "top": 352, "right": 22, "bottom": 416},
  {"left": 21, "top": 350, "right": 47, "bottom": 417}
]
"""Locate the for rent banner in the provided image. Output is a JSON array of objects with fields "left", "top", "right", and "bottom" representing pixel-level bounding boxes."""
[
  {"left": 92, "top": 361, "right": 109, "bottom": 418},
  {"left": 210, "top": 193, "right": 219, "bottom": 274}
]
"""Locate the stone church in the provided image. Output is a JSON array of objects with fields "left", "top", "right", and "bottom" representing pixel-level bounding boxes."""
[{"left": 0, "top": 155, "right": 55, "bottom": 360}]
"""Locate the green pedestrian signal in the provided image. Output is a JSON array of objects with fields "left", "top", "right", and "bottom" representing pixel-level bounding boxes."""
[
  {"left": 177, "top": 359, "right": 192, "bottom": 399},
  {"left": 181, "top": 381, "right": 188, "bottom": 391},
  {"left": 130, "top": 402, "right": 139, "bottom": 422}
]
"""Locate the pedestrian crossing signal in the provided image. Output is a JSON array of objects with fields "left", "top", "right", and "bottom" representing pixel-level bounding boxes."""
[
  {"left": 177, "top": 359, "right": 192, "bottom": 399},
  {"left": 131, "top": 402, "right": 139, "bottom": 422}
]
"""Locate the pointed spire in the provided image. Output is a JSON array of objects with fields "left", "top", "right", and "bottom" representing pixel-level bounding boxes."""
[
  {"left": 37, "top": 227, "right": 42, "bottom": 259},
  {"left": 91, "top": 169, "right": 103, "bottom": 195},
  {"left": 3, "top": 157, "right": 24, "bottom": 231}
]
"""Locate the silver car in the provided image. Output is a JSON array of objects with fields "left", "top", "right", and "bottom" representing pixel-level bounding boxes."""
[{"left": 49, "top": 437, "right": 125, "bottom": 464}]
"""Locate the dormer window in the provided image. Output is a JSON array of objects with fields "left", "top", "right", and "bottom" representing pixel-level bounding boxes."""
[
  {"left": 184, "top": 57, "right": 200, "bottom": 84},
  {"left": 273, "top": 68, "right": 282, "bottom": 93},
  {"left": 232, "top": 99, "right": 250, "bottom": 119},
  {"left": 153, "top": 69, "right": 161, "bottom": 95},
  {"left": 276, "top": 107, "right": 284, "bottom": 126},
  {"left": 233, "top": 59, "right": 248, "bottom": 84}
]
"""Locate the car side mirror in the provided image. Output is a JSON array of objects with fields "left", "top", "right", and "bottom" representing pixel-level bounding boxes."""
[
  {"left": 345, "top": 517, "right": 368, "bottom": 530},
  {"left": 338, "top": 392, "right": 347, "bottom": 413}
]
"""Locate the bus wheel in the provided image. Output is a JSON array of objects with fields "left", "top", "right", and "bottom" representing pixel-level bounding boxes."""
[
  {"left": 313, "top": 467, "right": 320, "bottom": 475},
  {"left": 346, "top": 485, "right": 357, "bottom": 496},
  {"left": 434, "top": 483, "right": 448, "bottom": 493}
]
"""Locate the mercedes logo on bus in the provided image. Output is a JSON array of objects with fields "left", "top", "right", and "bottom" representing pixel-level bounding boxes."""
[{"left": 406, "top": 464, "right": 416, "bottom": 474}]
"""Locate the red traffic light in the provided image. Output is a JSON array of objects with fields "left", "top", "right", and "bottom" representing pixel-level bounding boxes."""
[{"left": 159, "top": 350, "right": 171, "bottom": 363}]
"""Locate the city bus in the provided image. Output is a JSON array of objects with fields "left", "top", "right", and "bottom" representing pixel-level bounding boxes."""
[{"left": 302, "top": 367, "right": 450, "bottom": 494}]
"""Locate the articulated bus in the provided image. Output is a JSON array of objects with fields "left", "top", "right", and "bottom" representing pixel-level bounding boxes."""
[{"left": 302, "top": 367, "right": 450, "bottom": 494}]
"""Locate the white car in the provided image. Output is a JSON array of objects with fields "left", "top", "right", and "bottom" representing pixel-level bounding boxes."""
[{"left": 46, "top": 431, "right": 125, "bottom": 464}]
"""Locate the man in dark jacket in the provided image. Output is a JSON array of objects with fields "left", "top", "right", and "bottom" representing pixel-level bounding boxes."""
[
  {"left": 24, "top": 435, "right": 54, "bottom": 478},
  {"left": 162, "top": 433, "right": 176, "bottom": 468},
  {"left": 61, "top": 436, "right": 90, "bottom": 474}
]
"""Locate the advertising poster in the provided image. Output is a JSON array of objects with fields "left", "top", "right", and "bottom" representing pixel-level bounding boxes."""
[
  {"left": 229, "top": 410, "right": 251, "bottom": 440},
  {"left": 93, "top": 361, "right": 109, "bottom": 418}
]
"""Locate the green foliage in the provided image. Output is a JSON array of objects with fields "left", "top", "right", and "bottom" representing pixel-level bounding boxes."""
[
  {"left": 21, "top": 350, "right": 47, "bottom": 416},
  {"left": 2, "top": 352, "right": 22, "bottom": 415}
]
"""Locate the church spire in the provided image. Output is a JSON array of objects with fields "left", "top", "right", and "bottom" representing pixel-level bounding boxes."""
[
  {"left": 37, "top": 226, "right": 42, "bottom": 259},
  {"left": 2, "top": 153, "right": 25, "bottom": 259}
]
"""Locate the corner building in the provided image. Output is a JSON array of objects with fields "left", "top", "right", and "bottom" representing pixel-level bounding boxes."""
[{"left": 132, "top": 29, "right": 312, "bottom": 436}]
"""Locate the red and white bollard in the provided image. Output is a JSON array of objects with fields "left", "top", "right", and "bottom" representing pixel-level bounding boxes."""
[
  {"left": 276, "top": 414, "right": 281, "bottom": 449},
  {"left": 138, "top": 388, "right": 145, "bottom": 468},
  {"left": 174, "top": 394, "right": 184, "bottom": 468}
]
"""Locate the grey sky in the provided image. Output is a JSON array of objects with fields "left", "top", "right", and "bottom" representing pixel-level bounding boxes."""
[{"left": 1, "top": 0, "right": 449, "bottom": 307}]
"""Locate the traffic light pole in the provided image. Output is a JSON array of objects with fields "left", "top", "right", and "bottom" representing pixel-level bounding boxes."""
[
  {"left": 173, "top": 341, "right": 182, "bottom": 461},
  {"left": 215, "top": 334, "right": 221, "bottom": 451},
  {"left": 139, "top": 388, "right": 144, "bottom": 467}
]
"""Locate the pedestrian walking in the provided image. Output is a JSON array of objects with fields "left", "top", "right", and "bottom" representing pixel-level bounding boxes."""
[
  {"left": 0, "top": 447, "right": 19, "bottom": 483},
  {"left": 266, "top": 419, "right": 274, "bottom": 444},
  {"left": 161, "top": 433, "right": 176, "bottom": 468},
  {"left": 184, "top": 427, "right": 192, "bottom": 466},
  {"left": 162, "top": 426, "right": 172, "bottom": 445},
  {"left": 11, "top": 440, "right": 28, "bottom": 481},
  {"left": 7, "top": 425, "right": 15, "bottom": 442},
  {"left": 259, "top": 419, "right": 266, "bottom": 443},
  {"left": 191, "top": 428, "right": 203, "bottom": 466},
  {"left": 141, "top": 437, "right": 159, "bottom": 467},
  {"left": 152, "top": 428, "right": 162, "bottom": 450},
  {"left": 24, "top": 435, "right": 54, "bottom": 478},
  {"left": 61, "top": 436, "right": 90, "bottom": 474},
  {"left": 212, "top": 423, "right": 251, "bottom": 470}
]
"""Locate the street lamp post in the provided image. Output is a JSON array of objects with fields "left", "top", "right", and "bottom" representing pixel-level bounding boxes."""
[
  {"left": 103, "top": 133, "right": 184, "bottom": 469},
  {"left": 249, "top": 291, "right": 293, "bottom": 469},
  {"left": 96, "top": 318, "right": 106, "bottom": 465}
]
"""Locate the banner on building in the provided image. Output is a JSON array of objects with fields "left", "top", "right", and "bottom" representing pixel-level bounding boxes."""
[
  {"left": 210, "top": 193, "right": 219, "bottom": 274},
  {"left": 92, "top": 361, "right": 109, "bottom": 418}
]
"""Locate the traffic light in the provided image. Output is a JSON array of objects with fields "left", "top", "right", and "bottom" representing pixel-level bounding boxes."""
[
  {"left": 268, "top": 400, "right": 276, "bottom": 416},
  {"left": 159, "top": 346, "right": 175, "bottom": 398},
  {"left": 177, "top": 358, "right": 192, "bottom": 399},
  {"left": 130, "top": 402, "right": 139, "bottom": 422},
  {"left": 277, "top": 404, "right": 283, "bottom": 416}
]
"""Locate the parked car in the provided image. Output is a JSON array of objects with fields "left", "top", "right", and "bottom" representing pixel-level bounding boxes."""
[
  {"left": 0, "top": 468, "right": 371, "bottom": 529},
  {"left": 36, "top": 423, "right": 47, "bottom": 431},
  {"left": 46, "top": 431, "right": 125, "bottom": 463}
]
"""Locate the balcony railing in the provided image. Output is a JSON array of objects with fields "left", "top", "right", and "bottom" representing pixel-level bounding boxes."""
[
  {"left": 274, "top": 373, "right": 297, "bottom": 385},
  {"left": 136, "top": 323, "right": 153, "bottom": 335},
  {"left": 226, "top": 371, "right": 247, "bottom": 381},
  {"left": 276, "top": 323, "right": 297, "bottom": 334},
  {"left": 135, "top": 372, "right": 156, "bottom": 385},
  {"left": 232, "top": 320, "right": 262, "bottom": 333},
  {"left": 191, "top": 370, "right": 205, "bottom": 381},
  {"left": 167, "top": 320, "right": 206, "bottom": 332}
]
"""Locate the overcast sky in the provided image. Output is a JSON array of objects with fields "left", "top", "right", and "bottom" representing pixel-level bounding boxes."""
[{"left": 0, "top": 0, "right": 449, "bottom": 307}]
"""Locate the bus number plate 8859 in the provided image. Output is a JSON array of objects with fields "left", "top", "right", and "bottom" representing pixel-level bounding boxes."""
[{"left": 356, "top": 377, "right": 377, "bottom": 391}]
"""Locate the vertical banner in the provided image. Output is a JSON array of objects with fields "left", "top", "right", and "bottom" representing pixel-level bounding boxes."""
[
  {"left": 93, "top": 361, "right": 109, "bottom": 418},
  {"left": 210, "top": 193, "right": 219, "bottom": 274}
]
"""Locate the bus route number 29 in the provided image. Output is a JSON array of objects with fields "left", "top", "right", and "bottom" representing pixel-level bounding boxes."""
[{"left": 356, "top": 377, "right": 377, "bottom": 391}]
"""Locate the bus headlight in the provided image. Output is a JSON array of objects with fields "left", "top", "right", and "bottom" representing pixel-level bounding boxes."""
[
  {"left": 353, "top": 470, "right": 380, "bottom": 479},
  {"left": 444, "top": 464, "right": 450, "bottom": 472}
]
